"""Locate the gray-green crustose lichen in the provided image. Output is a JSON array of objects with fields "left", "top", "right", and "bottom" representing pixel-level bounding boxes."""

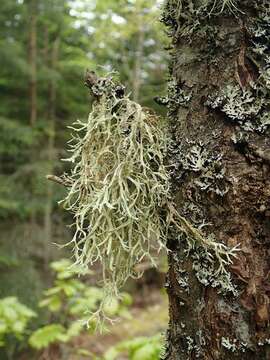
[
  {"left": 159, "top": 2, "right": 243, "bottom": 297},
  {"left": 182, "top": 202, "right": 210, "bottom": 231},
  {"left": 258, "top": 338, "right": 270, "bottom": 346},
  {"left": 191, "top": 246, "right": 238, "bottom": 296},
  {"left": 175, "top": 264, "right": 190, "bottom": 293},
  {"left": 178, "top": 331, "right": 206, "bottom": 358},
  {"left": 155, "top": 78, "right": 192, "bottom": 117}
]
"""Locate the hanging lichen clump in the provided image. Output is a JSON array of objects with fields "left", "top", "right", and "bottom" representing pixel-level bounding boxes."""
[{"left": 59, "top": 73, "right": 170, "bottom": 302}]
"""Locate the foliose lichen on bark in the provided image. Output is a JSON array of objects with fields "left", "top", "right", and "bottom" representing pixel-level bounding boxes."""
[
  {"left": 161, "top": 0, "right": 241, "bottom": 42},
  {"left": 206, "top": 1, "right": 270, "bottom": 134}
]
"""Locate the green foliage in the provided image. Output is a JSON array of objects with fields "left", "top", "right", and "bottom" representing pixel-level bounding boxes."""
[
  {"left": 29, "top": 322, "right": 84, "bottom": 350},
  {"left": 104, "top": 334, "right": 164, "bottom": 360},
  {"left": 29, "top": 324, "right": 66, "bottom": 350},
  {"left": 29, "top": 258, "right": 132, "bottom": 349},
  {"left": 38, "top": 259, "right": 101, "bottom": 315},
  {"left": 0, "top": 297, "right": 36, "bottom": 347}
]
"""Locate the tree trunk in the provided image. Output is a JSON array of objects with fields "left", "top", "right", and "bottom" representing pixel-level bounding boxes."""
[
  {"left": 29, "top": 0, "right": 37, "bottom": 126},
  {"left": 162, "top": 1, "right": 270, "bottom": 359}
]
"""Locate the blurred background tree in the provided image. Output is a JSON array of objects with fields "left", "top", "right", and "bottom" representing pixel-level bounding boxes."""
[{"left": 0, "top": 0, "right": 168, "bottom": 358}]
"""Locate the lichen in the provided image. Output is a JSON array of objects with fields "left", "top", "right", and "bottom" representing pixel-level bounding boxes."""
[
  {"left": 206, "top": 1, "right": 270, "bottom": 134},
  {"left": 175, "top": 265, "right": 190, "bottom": 293},
  {"left": 221, "top": 337, "right": 238, "bottom": 352},
  {"left": 221, "top": 337, "right": 248, "bottom": 353},
  {"left": 182, "top": 202, "right": 210, "bottom": 231},
  {"left": 258, "top": 338, "right": 270, "bottom": 346},
  {"left": 192, "top": 246, "right": 238, "bottom": 296},
  {"left": 206, "top": 83, "right": 270, "bottom": 133},
  {"left": 185, "top": 333, "right": 204, "bottom": 358},
  {"left": 161, "top": 0, "right": 240, "bottom": 42},
  {"left": 60, "top": 75, "right": 170, "bottom": 307},
  {"left": 181, "top": 141, "right": 229, "bottom": 196},
  {"left": 155, "top": 78, "right": 192, "bottom": 117}
]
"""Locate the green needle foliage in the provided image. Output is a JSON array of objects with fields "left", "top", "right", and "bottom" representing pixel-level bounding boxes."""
[{"left": 61, "top": 75, "right": 170, "bottom": 303}]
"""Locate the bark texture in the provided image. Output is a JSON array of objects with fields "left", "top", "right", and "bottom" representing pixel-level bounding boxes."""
[{"left": 161, "top": 1, "right": 270, "bottom": 359}]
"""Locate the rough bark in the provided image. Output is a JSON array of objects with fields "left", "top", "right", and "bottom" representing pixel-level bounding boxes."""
[{"left": 161, "top": 1, "right": 270, "bottom": 359}]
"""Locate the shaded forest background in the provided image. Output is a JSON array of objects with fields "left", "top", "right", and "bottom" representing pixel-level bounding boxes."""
[
  {"left": 0, "top": 1, "right": 170, "bottom": 358},
  {"left": 0, "top": 0, "right": 168, "bottom": 305}
]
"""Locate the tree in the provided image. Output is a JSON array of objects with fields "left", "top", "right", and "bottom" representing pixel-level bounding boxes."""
[
  {"left": 161, "top": 1, "right": 270, "bottom": 359},
  {"left": 28, "top": 0, "right": 38, "bottom": 126}
]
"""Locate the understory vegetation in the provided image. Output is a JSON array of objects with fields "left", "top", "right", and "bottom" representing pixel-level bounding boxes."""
[{"left": 0, "top": 258, "right": 140, "bottom": 359}]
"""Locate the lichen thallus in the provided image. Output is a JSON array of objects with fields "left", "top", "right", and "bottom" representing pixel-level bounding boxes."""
[{"left": 47, "top": 72, "right": 239, "bottom": 324}]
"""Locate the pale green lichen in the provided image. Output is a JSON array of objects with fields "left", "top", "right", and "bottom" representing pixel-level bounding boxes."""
[
  {"left": 221, "top": 337, "right": 248, "bottom": 353},
  {"left": 61, "top": 76, "right": 170, "bottom": 304},
  {"left": 161, "top": 0, "right": 240, "bottom": 41},
  {"left": 185, "top": 334, "right": 204, "bottom": 358},
  {"left": 206, "top": 2, "right": 270, "bottom": 134},
  {"left": 58, "top": 75, "right": 239, "bottom": 319},
  {"left": 175, "top": 266, "right": 190, "bottom": 293},
  {"left": 181, "top": 141, "right": 229, "bottom": 196},
  {"left": 192, "top": 246, "right": 238, "bottom": 296},
  {"left": 258, "top": 338, "right": 270, "bottom": 346},
  {"left": 206, "top": 84, "right": 270, "bottom": 133},
  {"left": 221, "top": 337, "right": 237, "bottom": 352}
]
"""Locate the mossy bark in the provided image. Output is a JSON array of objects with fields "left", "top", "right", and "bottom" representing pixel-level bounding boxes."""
[{"left": 162, "top": 1, "right": 270, "bottom": 359}]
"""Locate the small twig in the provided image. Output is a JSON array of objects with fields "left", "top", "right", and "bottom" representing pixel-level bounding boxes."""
[
  {"left": 46, "top": 174, "right": 70, "bottom": 187},
  {"left": 84, "top": 70, "right": 98, "bottom": 89}
]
